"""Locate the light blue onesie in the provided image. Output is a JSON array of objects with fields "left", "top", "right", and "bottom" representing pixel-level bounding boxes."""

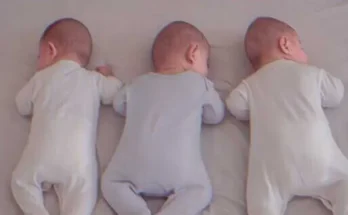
[{"left": 101, "top": 71, "right": 225, "bottom": 215}]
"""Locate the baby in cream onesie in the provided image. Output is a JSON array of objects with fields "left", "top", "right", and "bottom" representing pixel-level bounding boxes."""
[
  {"left": 11, "top": 18, "right": 122, "bottom": 215},
  {"left": 227, "top": 17, "right": 347, "bottom": 215},
  {"left": 101, "top": 21, "right": 225, "bottom": 215}
]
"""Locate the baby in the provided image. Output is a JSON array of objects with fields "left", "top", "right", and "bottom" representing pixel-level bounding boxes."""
[
  {"left": 226, "top": 17, "right": 347, "bottom": 215},
  {"left": 101, "top": 21, "right": 225, "bottom": 215},
  {"left": 12, "top": 18, "right": 122, "bottom": 215}
]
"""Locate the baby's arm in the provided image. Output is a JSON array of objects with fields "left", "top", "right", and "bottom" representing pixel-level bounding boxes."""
[
  {"left": 226, "top": 81, "right": 250, "bottom": 121},
  {"left": 95, "top": 65, "right": 123, "bottom": 105},
  {"left": 202, "top": 79, "right": 225, "bottom": 124},
  {"left": 113, "top": 86, "right": 127, "bottom": 117},
  {"left": 15, "top": 78, "right": 35, "bottom": 116},
  {"left": 320, "top": 69, "right": 344, "bottom": 108}
]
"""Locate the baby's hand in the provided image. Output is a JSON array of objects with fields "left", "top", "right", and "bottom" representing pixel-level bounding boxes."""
[{"left": 96, "top": 65, "right": 113, "bottom": 77}]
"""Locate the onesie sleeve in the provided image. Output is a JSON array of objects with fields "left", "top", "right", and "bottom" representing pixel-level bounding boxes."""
[
  {"left": 226, "top": 81, "right": 250, "bottom": 121},
  {"left": 15, "top": 77, "right": 35, "bottom": 116},
  {"left": 202, "top": 79, "right": 225, "bottom": 124},
  {"left": 113, "top": 85, "right": 127, "bottom": 117},
  {"left": 320, "top": 69, "right": 344, "bottom": 108},
  {"left": 96, "top": 73, "right": 123, "bottom": 105}
]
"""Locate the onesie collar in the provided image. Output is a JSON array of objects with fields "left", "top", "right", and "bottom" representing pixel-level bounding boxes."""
[
  {"left": 52, "top": 60, "right": 82, "bottom": 74},
  {"left": 257, "top": 59, "right": 293, "bottom": 73},
  {"left": 56, "top": 60, "right": 81, "bottom": 69}
]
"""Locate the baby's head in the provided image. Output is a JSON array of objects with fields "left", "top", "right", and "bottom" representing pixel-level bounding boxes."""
[
  {"left": 37, "top": 18, "right": 92, "bottom": 70},
  {"left": 152, "top": 21, "right": 210, "bottom": 76},
  {"left": 245, "top": 17, "right": 308, "bottom": 71}
]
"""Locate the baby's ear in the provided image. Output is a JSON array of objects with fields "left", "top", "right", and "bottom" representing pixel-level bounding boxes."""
[
  {"left": 48, "top": 41, "right": 58, "bottom": 59},
  {"left": 185, "top": 43, "right": 199, "bottom": 64},
  {"left": 278, "top": 35, "right": 291, "bottom": 55}
]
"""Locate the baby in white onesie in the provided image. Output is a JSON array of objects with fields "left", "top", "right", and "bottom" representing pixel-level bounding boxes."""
[
  {"left": 11, "top": 18, "right": 122, "bottom": 215},
  {"left": 101, "top": 21, "right": 225, "bottom": 215},
  {"left": 226, "top": 17, "right": 347, "bottom": 215}
]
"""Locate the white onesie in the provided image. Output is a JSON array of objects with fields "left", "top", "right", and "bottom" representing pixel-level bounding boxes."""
[
  {"left": 226, "top": 59, "right": 348, "bottom": 215},
  {"left": 12, "top": 60, "right": 122, "bottom": 215},
  {"left": 101, "top": 71, "right": 225, "bottom": 215}
]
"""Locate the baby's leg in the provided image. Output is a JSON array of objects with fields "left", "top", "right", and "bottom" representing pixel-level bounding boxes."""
[
  {"left": 247, "top": 172, "right": 290, "bottom": 215},
  {"left": 55, "top": 172, "right": 98, "bottom": 215},
  {"left": 331, "top": 180, "right": 348, "bottom": 215},
  {"left": 318, "top": 180, "right": 348, "bottom": 215},
  {"left": 155, "top": 184, "right": 212, "bottom": 215},
  {"left": 11, "top": 169, "right": 49, "bottom": 215},
  {"left": 101, "top": 178, "right": 151, "bottom": 215},
  {"left": 317, "top": 149, "right": 348, "bottom": 214}
]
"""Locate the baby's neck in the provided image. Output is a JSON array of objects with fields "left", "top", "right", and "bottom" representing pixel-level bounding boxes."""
[
  {"left": 38, "top": 53, "right": 83, "bottom": 72},
  {"left": 256, "top": 55, "right": 284, "bottom": 71},
  {"left": 156, "top": 63, "right": 205, "bottom": 76},
  {"left": 156, "top": 64, "right": 186, "bottom": 75},
  {"left": 56, "top": 53, "right": 83, "bottom": 67}
]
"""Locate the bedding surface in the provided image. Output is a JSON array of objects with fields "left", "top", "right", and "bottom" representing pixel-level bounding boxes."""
[{"left": 1, "top": 0, "right": 348, "bottom": 214}]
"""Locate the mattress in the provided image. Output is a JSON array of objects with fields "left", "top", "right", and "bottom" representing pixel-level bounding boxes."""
[{"left": 1, "top": 0, "right": 348, "bottom": 214}]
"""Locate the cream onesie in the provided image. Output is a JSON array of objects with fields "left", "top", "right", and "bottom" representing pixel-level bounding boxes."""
[
  {"left": 12, "top": 60, "right": 122, "bottom": 215},
  {"left": 101, "top": 71, "right": 225, "bottom": 215},
  {"left": 226, "top": 59, "right": 348, "bottom": 215}
]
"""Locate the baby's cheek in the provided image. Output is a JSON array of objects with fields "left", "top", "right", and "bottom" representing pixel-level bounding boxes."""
[
  {"left": 37, "top": 59, "right": 45, "bottom": 71},
  {"left": 37, "top": 57, "right": 49, "bottom": 71},
  {"left": 294, "top": 50, "right": 308, "bottom": 64},
  {"left": 201, "top": 63, "right": 209, "bottom": 76},
  {"left": 300, "top": 51, "right": 308, "bottom": 64}
]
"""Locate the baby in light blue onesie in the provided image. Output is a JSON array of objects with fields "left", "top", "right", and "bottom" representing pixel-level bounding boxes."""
[{"left": 101, "top": 21, "right": 225, "bottom": 215}]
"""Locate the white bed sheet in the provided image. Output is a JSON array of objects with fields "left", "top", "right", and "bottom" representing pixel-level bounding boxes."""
[{"left": 2, "top": 0, "right": 348, "bottom": 214}]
